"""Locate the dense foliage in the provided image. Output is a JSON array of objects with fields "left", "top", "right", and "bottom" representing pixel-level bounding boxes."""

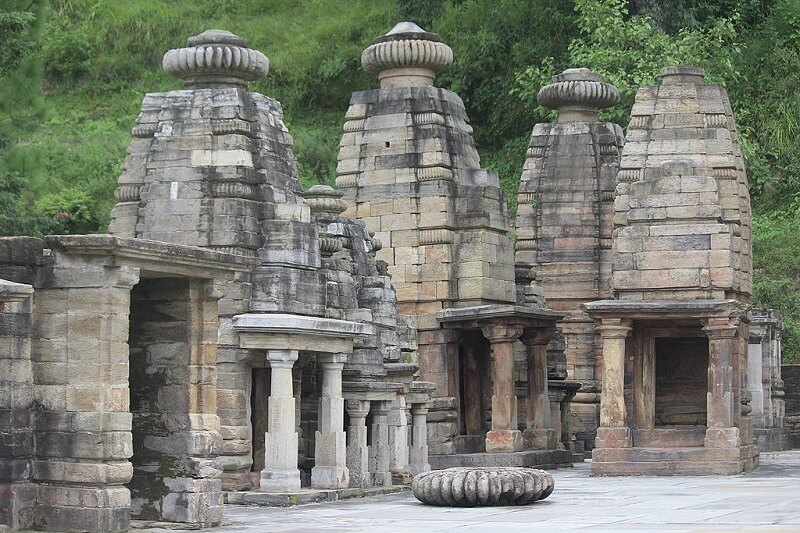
[{"left": 2, "top": 0, "right": 799, "bottom": 360}]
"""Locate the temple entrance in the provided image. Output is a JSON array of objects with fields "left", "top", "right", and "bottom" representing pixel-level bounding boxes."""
[
  {"left": 128, "top": 278, "right": 192, "bottom": 521},
  {"left": 456, "top": 333, "right": 491, "bottom": 453},
  {"left": 654, "top": 337, "right": 708, "bottom": 426}
]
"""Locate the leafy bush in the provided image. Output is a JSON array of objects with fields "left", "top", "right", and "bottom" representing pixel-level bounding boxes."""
[{"left": 35, "top": 187, "right": 103, "bottom": 234}]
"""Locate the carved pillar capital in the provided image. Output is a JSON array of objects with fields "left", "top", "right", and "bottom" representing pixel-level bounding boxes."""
[
  {"left": 520, "top": 328, "right": 555, "bottom": 347},
  {"left": 596, "top": 318, "right": 633, "bottom": 339},
  {"left": 703, "top": 317, "right": 740, "bottom": 339},
  {"left": 481, "top": 323, "right": 524, "bottom": 344}
]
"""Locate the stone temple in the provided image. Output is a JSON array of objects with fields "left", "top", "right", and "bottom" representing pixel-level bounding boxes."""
[{"left": 0, "top": 22, "right": 795, "bottom": 533}]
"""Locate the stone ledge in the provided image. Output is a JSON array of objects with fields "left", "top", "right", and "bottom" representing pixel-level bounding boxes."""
[
  {"left": 223, "top": 485, "right": 409, "bottom": 507},
  {"left": 429, "top": 449, "right": 573, "bottom": 470}
]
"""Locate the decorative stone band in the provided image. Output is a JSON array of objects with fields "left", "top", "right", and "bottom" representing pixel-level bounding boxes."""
[
  {"left": 413, "top": 112, "right": 446, "bottom": 126},
  {"left": 411, "top": 467, "right": 554, "bottom": 507},
  {"left": 114, "top": 184, "right": 143, "bottom": 202},
  {"left": 209, "top": 245, "right": 257, "bottom": 257},
  {"left": 419, "top": 228, "right": 454, "bottom": 245},
  {"left": 517, "top": 192, "right": 535, "bottom": 205},
  {"left": 628, "top": 115, "right": 651, "bottom": 129},
  {"left": 599, "top": 144, "right": 618, "bottom": 156},
  {"left": 319, "top": 237, "right": 343, "bottom": 255},
  {"left": 713, "top": 168, "right": 738, "bottom": 178},
  {"left": 705, "top": 114, "right": 729, "bottom": 128},
  {"left": 335, "top": 173, "right": 360, "bottom": 188},
  {"left": 599, "top": 191, "right": 614, "bottom": 201},
  {"left": 515, "top": 239, "right": 537, "bottom": 251},
  {"left": 162, "top": 29, "right": 269, "bottom": 87},
  {"left": 211, "top": 181, "right": 260, "bottom": 200},
  {"left": 132, "top": 124, "right": 158, "bottom": 138},
  {"left": 211, "top": 119, "right": 252, "bottom": 135},
  {"left": 600, "top": 237, "right": 612, "bottom": 249},
  {"left": 343, "top": 119, "right": 366, "bottom": 132},
  {"left": 416, "top": 166, "right": 453, "bottom": 182},
  {"left": 527, "top": 146, "right": 546, "bottom": 158},
  {"left": 618, "top": 169, "right": 642, "bottom": 183},
  {"left": 361, "top": 38, "right": 453, "bottom": 76}
]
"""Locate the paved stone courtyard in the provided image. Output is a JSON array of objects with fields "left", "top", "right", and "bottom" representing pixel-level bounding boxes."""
[{"left": 136, "top": 451, "right": 800, "bottom": 532}]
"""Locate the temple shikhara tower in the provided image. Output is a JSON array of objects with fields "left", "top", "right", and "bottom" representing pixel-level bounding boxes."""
[
  {"left": 585, "top": 66, "right": 757, "bottom": 475},
  {"left": 339, "top": 23, "right": 573, "bottom": 465},
  {"left": 515, "top": 68, "right": 624, "bottom": 453}
]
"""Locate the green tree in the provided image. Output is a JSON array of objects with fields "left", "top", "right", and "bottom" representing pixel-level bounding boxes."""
[{"left": 0, "top": 0, "right": 51, "bottom": 236}]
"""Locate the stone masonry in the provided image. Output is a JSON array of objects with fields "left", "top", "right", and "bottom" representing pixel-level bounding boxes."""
[
  {"left": 585, "top": 66, "right": 757, "bottom": 475},
  {"left": 515, "top": 68, "right": 623, "bottom": 453}
]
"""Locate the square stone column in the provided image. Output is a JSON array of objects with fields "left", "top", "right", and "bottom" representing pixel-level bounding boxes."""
[
  {"left": 345, "top": 400, "right": 370, "bottom": 488},
  {"left": 521, "top": 329, "right": 556, "bottom": 449},
  {"left": 481, "top": 324, "right": 524, "bottom": 452},
  {"left": 368, "top": 400, "right": 392, "bottom": 487},
  {"left": 311, "top": 353, "right": 349, "bottom": 489},
  {"left": 388, "top": 396, "right": 409, "bottom": 474},
  {"left": 408, "top": 403, "right": 430, "bottom": 475},
  {"left": 260, "top": 349, "right": 300, "bottom": 492},
  {"left": 596, "top": 319, "right": 633, "bottom": 448},
  {"left": 703, "top": 318, "right": 741, "bottom": 448}
]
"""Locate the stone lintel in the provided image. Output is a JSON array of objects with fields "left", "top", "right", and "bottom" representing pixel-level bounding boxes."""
[
  {"left": 45, "top": 234, "right": 257, "bottom": 280},
  {"left": 343, "top": 381, "right": 403, "bottom": 401},
  {"left": 583, "top": 299, "right": 749, "bottom": 321},
  {"left": 234, "top": 313, "right": 373, "bottom": 354},
  {"left": 0, "top": 278, "right": 34, "bottom": 302},
  {"left": 384, "top": 362, "right": 419, "bottom": 382},
  {"left": 437, "top": 304, "right": 564, "bottom": 331}
]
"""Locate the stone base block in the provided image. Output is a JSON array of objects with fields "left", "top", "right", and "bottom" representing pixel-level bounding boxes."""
[
  {"left": 429, "top": 449, "right": 573, "bottom": 470},
  {"left": 591, "top": 445, "right": 760, "bottom": 476},
  {"left": 260, "top": 468, "right": 301, "bottom": 493},
  {"left": 704, "top": 427, "right": 739, "bottom": 448},
  {"left": 595, "top": 426, "right": 632, "bottom": 448},
  {"left": 225, "top": 485, "right": 408, "bottom": 507},
  {"left": 485, "top": 430, "right": 522, "bottom": 453},
  {"left": 0, "top": 482, "right": 35, "bottom": 531},
  {"left": 35, "top": 485, "right": 130, "bottom": 533},
  {"left": 522, "top": 428, "right": 557, "bottom": 450},
  {"left": 311, "top": 465, "right": 349, "bottom": 489},
  {"left": 754, "top": 427, "right": 792, "bottom": 452}
]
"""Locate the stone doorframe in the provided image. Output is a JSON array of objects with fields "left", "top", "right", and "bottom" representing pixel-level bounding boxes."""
[
  {"left": 437, "top": 304, "right": 563, "bottom": 453},
  {"left": 232, "top": 313, "right": 372, "bottom": 492},
  {"left": 35, "top": 235, "right": 256, "bottom": 532}
]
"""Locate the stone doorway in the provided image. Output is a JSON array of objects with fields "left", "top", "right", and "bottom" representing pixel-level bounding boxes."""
[
  {"left": 654, "top": 337, "right": 708, "bottom": 427},
  {"left": 457, "top": 333, "right": 492, "bottom": 452},
  {"left": 127, "top": 277, "right": 222, "bottom": 524}
]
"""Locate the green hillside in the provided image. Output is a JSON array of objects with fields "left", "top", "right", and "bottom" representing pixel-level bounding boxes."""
[{"left": 2, "top": 0, "right": 800, "bottom": 360}]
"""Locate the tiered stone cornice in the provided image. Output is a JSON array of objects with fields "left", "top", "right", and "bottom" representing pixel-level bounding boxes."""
[
  {"left": 302, "top": 185, "right": 349, "bottom": 216},
  {"left": 537, "top": 68, "right": 620, "bottom": 122},
  {"left": 162, "top": 29, "right": 269, "bottom": 88},
  {"left": 361, "top": 22, "right": 453, "bottom": 88}
]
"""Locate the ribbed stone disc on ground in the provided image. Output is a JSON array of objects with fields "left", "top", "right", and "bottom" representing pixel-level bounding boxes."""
[{"left": 411, "top": 467, "right": 554, "bottom": 506}]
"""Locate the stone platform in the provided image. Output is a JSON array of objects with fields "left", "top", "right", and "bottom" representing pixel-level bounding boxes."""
[
  {"left": 591, "top": 445, "right": 760, "bottom": 476},
  {"left": 223, "top": 485, "right": 408, "bottom": 507},
  {"left": 429, "top": 449, "right": 572, "bottom": 470}
]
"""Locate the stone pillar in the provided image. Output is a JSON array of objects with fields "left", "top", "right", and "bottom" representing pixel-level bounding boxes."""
[
  {"left": 0, "top": 280, "right": 35, "bottom": 532},
  {"left": 345, "top": 400, "right": 370, "bottom": 488},
  {"left": 595, "top": 319, "right": 632, "bottom": 448},
  {"left": 368, "top": 400, "right": 392, "bottom": 487},
  {"left": 704, "top": 318, "right": 740, "bottom": 448},
  {"left": 408, "top": 403, "right": 430, "bottom": 475},
  {"left": 261, "top": 349, "right": 300, "bottom": 492},
  {"left": 311, "top": 354, "right": 349, "bottom": 489},
  {"left": 521, "top": 330, "right": 556, "bottom": 449},
  {"left": 388, "top": 396, "right": 410, "bottom": 475},
  {"left": 32, "top": 264, "right": 139, "bottom": 533},
  {"left": 481, "top": 324, "right": 524, "bottom": 452}
]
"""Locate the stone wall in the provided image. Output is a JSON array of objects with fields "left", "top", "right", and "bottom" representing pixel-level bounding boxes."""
[{"left": 782, "top": 364, "right": 800, "bottom": 447}]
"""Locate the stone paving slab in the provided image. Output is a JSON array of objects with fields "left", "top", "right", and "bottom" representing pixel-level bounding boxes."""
[{"left": 139, "top": 451, "right": 800, "bottom": 532}]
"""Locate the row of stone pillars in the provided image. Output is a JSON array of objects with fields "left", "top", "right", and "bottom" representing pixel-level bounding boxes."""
[
  {"left": 481, "top": 324, "right": 554, "bottom": 453},
  {"left": 595, "top": 317, "right": 743, "bottom": 449},
  {"left": 259, "top": 349, "right": 429, "bottom": 492}
]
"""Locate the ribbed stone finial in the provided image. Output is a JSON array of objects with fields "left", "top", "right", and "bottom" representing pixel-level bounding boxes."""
[
  {"left": 303, "top": 185, "right": 349, "bottom": 216},
  {"left": 162, "top": 29, "right": 269, "bottom": 88},
  {"left": 361, "top": 22, "right": 453, "bottom": 89},
  {"left": 660, "top": 65, "right": 705, "bottom": 85},
  {"left": 537, "top": 68, "right": 620, "bottom": 123}
]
